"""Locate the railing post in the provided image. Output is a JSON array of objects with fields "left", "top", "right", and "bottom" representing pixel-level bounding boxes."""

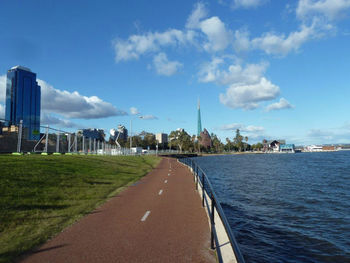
[
  {"left": 44, "top": 125, "right": 49, "bottom": 153},
  {"left": 17, "top": 120, "right": 23, "bottom": 153},
  {"left": 193, "top": 161, "right": 196, "bottom": 182},
  {"left": 211, "top": 193, "right": 215, "bottom": 249},
  {"left": 56, "top": 132, "right": 60, "bottom": 153},
  {"left": 74, "top": 132, "right": 78, "bottom": 153},
  {"left": 68, "top": 133, "right": 71, "bottom": 153},
  {"left": 202, "top": 172, "right": 205, "bottom": 207}
]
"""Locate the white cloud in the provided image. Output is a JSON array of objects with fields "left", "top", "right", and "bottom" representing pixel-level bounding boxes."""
[
  {"left": 198, "top": 57, "right": 225, "bottom": 82},
  {"left": 0, "top": 104, "right": 4, "bottom": 119},
  {"left": 114, "top": 2, "right": 235, "bottom": 64},
  {"left": 250, "top": 23, "right": 317, "bottom": 56},
  {"left": 199, "top": 58, "right": 268, "bottom": 86},
  {"left": 305, "top": 124, "right": 350, "bottom": 144},
  {"left": 232, "top": 0, "right": 266, "bottom": 9},
  {"left": 0, "top": 76, "right": 126, "bottom": 119},
  {"left": 244, "top": 125, "right": 265, "bottom": 132},
  {"left": 199, "top": 57, "right": 280, "bottom": 109},
  {"left": 187, "top": 3, "right": 233, "bottom": 52},
  {"left": 153, "top": 53, "right": 183, "bottom": 76},
  {"left": 130, "top": 107, "right": 140, "bottom": 115},
  {"left": 307, "top": 129, "right": 332, "bottom": 138},
  {"left": 41, "top": 113, "right": 80, "bottom": 128},
  {"left": 297, "top": 0, "right": 350, "bottom": 21},
  {"left": 0, "top": 75, "right": 6, "bottom": 103},
  {"left": 200, "top": 16, "right": 232, "bottom": 52},
  {"left": 186, "top": 2, "right": 208, "bottom": 29},
  {"left": 221, "top": 123, "right": 242, "bottom": 131},
  {"left": 114, "top": 29, "right": 195, "bottom": 62},
  {"left": 219, "top": 77, "right": 280, "bottom": 110},
  {"left": 38, "top": 79, "right": 127, "bottom": 119},
  {"left": 266, "top": 98, "right": 294, "bottom": 111},
  {"left": 220, "top": 123, "right": 265, "bottom": 138},
  {"left": 139, "top": 115, "right": 158, "bottom": 120},
  {"left": 130, "top": 107, "right": 157, "bottom": 120},
  {"left": 233, "top": 17, "right": 334, "bottom": 56},
  {"left": 233, "top": 29, "right": 251, "bottom": 52}
]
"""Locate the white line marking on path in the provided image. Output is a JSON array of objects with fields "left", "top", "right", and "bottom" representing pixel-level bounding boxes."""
[
  {"left": 164, "top": 180, "right": 168, "bottom": 183},
  {"left": 158, "top": 189, "right": 163, "bottom": 195},
  {"left": 168, "top": 173, "right": 170, "bottom": 176},
  {"left": 141, "top": 211, "right": 151, "bottom": 222}
]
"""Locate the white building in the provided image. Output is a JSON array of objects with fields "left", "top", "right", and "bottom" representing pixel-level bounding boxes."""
[
  {"left": 156, "top": 133, "right": 168, "bottom": 144},
  {"left": 306, "top": 145, "right": 323, "bottom": 152}
]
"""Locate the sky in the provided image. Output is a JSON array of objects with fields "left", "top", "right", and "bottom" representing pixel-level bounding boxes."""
[{"left": 1, "top": 0, "right": 350, "bottom": 145}]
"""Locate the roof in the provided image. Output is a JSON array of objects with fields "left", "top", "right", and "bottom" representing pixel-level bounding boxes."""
[
  {"left": 10, "top": 65, "right": 32, "bottom": 72},
  {"left": 280, "top": 144, "right": 295, "bottom": 149}
]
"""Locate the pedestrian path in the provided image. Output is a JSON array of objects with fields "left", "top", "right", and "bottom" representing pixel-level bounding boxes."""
[{"left": 21, "top": 158, "right": 216, "bottom": 263}]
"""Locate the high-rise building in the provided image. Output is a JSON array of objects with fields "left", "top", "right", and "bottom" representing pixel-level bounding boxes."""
[
  {"left": 197, "top": 98, "right": 202, "bottom": 137},
  {"left": 82, "top": 128, "right": 105, "bottom": 141},
  {"left": 5, "top": 66, "right": 41, "bottom": 140},
  {"left": 156, "top": 133, "right": 168, "bottom": 144}
]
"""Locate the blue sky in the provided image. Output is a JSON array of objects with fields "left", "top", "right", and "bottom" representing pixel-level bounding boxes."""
[{"left": 1, "top": 0, "right": 350, "bottom": 145}]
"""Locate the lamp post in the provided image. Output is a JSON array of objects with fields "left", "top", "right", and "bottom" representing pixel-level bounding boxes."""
[
  {"left": 130, "top": 115, "right": 143, "bottom": 152},
  {"left": 130, "top": 119, "right": 132, "bottom": 149}
]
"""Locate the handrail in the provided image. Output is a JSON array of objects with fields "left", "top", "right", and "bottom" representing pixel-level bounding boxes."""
[{"left": 179, "top": 157, "right": 246, "bottom": 263}]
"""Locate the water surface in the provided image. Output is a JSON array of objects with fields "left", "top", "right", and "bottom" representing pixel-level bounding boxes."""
[{"left": 194, "top": 152, "right": 350, "bottom": 263}]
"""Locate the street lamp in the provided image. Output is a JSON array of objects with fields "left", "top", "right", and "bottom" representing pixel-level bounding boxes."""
[{"left": 130, "top": 115, "right": 143, "bottom": 150}]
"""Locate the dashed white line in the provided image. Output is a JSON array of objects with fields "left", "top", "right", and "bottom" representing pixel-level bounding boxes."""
[
  {"left": 168, "top": 173, "right": 170, "bottom": 176},
  {"left": 141, "top": 211, "right": 151, "bottom": 222},
  {"left": 158, "top": 189, "right": 163, "bottom": 195},
  {"left": 164, "top": 180, "right": 168, "bottom": 183}
]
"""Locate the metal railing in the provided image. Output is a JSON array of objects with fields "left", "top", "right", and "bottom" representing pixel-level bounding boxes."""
[
  {"left": 0, "top": 118, "right": 181, "bottom": 155},
  {"left": 179, "top": 157, "right": 245, "bottom": 263}
]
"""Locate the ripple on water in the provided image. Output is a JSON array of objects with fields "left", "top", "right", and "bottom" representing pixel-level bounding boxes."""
[{"left": 194, "top": 152, "right": 350, "bottom": 263}]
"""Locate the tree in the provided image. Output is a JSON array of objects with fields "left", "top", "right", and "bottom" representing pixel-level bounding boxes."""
[
  {"left": 233, "top": 129, "right": 244, "bottom": 152},
  {"left": 197, "top": 135, "right": 202, "bottom": 153},
  {"left": 244, "top": 136, "right": 248, "bottom": 151},
  {"left": 168, "top": 129, "right": 192, "bottom": 153},
  {"left": 211, "top": 133, "right": 224, "bottom": 153},
  {"left": 252, "top": 142, "right": 263, "bottom": 151}
]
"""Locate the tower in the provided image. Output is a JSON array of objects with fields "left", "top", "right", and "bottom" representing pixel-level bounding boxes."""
[
  {"left": 197, "top": 98, "right": 202, "bottom": 137},
  {"left": 5, "top": 66, "right": 41, "bottom": 140}
]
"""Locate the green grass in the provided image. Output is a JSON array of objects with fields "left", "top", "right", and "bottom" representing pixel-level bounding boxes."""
[{"left": 0, "top": 154, "right": 161, "bottom": 263}]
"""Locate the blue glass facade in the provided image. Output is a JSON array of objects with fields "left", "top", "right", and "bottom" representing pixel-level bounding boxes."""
[
  {"left": 82, "top": 129, "right": 105, "bottom": 141},
  {"left": 5, "top": 66, "right": 41, "bottom": 140}
]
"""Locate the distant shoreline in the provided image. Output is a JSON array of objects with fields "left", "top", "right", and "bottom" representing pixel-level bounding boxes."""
[{"left": 198, "top": 150, "right": 347, "bottom": 157}]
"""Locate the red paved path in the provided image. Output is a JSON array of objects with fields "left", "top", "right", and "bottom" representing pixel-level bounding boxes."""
[{"left": 21, "top": 158, "right": 216, "bottom": 263}]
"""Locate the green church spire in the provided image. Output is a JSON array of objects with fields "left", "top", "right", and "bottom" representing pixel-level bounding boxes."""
[{"left": 197, "top": 98, "right": 202, "bottom": 137}]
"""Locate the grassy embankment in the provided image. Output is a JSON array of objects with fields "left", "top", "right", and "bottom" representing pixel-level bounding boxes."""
[{"left": 0, "top": 154, "right": 160, "bottom": 263}]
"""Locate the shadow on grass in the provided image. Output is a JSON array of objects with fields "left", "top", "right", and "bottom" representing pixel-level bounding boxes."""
[
  {"left": 84, "top": 181, "right": 113, "bottom": 185},
  {"left": 11, "top": 204, "right": 70, "bottom": 211},
  {"left": 1, "top": 244, "right": 69, "bottom": 263},
  {"left": 82, "top": 210, "right": 103, "bottom": 216},
  {"left": 32, "top": 244, "right": 69, "bottom": 254}
]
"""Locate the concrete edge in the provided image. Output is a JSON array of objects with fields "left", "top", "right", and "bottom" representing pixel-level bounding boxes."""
[{"left": 179, "top": 160, "right": 238, "bottom": 263}]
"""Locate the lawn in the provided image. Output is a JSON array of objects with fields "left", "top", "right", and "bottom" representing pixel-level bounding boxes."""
[{"left": 0, "top": 154, "right": 161, "bottom": 263}]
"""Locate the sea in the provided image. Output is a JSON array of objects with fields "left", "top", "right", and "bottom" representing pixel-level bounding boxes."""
[{"left": 193, "top": 151, "right": 350, "bottom": 263}]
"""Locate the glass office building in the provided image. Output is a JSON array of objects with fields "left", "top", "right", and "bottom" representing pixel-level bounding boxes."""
[{"left": 5, "top": 66, "right": 41, "bottom": 140}]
